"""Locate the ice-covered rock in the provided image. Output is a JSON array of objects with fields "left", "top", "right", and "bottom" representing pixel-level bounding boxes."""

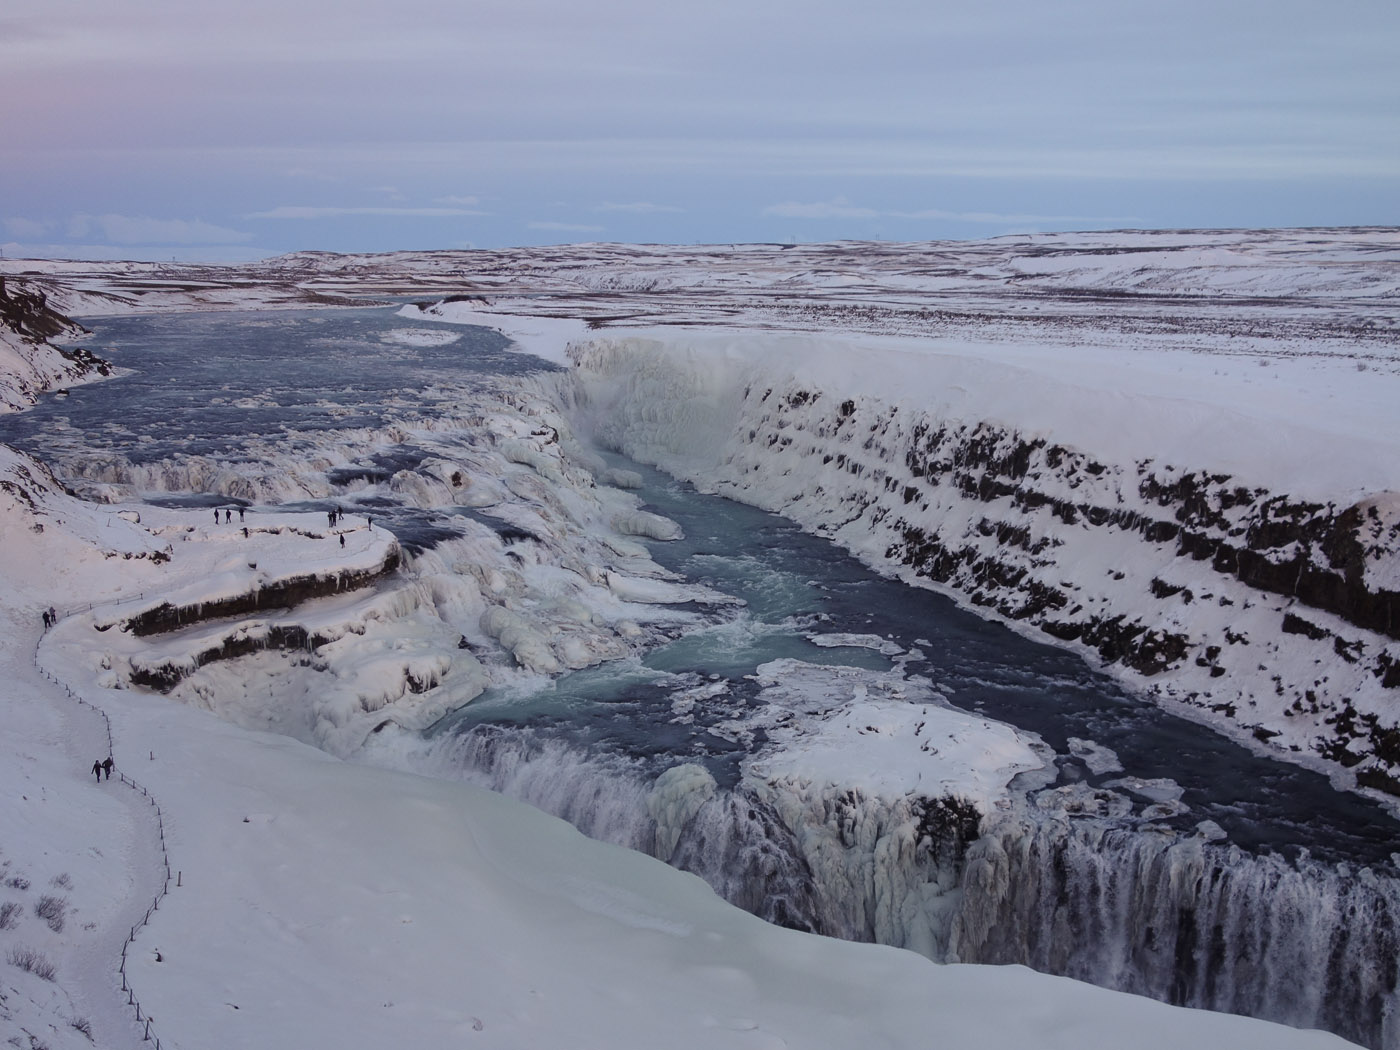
[
  {"left": 611, "top": 509, "right": 683, "bottom": 541},
  {"left": 480, "top": 605, "right": 561, "bottom": 673}
]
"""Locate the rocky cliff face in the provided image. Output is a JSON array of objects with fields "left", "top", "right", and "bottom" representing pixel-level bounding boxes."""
[
  {"left": 0, "top": 277, "right": 110, "bottom": 412},
  {"left": 564, "top": 337, "right": 1400, "bottom": 798}
]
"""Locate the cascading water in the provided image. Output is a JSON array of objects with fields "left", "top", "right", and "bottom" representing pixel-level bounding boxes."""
[
  {"left": 418, "top": 711, "right": 1400, "bottom": 1048},
  {"left": 954, "top": 814, "right": 1399, "bottom": 1049},
  {"left": 422, "top": 726, "right": 824, "bottom": 932}
]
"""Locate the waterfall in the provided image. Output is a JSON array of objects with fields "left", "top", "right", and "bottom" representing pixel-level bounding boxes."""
[
  {"left": 431, "top": 723, "right": 1400, "bottom": 1047},
  {"left": 953, "top": 813, "right": 1400, "bottom": 1049},
  {"left": 429, "top": 726, "right": 824, "bottom": 930}
]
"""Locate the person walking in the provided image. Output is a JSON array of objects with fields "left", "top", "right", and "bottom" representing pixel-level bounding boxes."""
[
  {"left": 91, "top": 759, "right": 102, "bottom": 782},
  {"left": 238, "top": 507, "right": 245, "bottom": 522},
  {"left": 102, "top": 757, "right": 114, "bottom": 780}
]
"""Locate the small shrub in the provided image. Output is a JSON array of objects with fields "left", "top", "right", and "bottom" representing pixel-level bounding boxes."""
[
  {"left": 7, "top": 945, "right": 57, "bottom": 981},
  {"left": 5, "top": 874, "right": 29, "bottom": 891},
  {"left": 50, "top": 873, "right": 72, "bottom": 890},
  {"left": 34, "top": 895, "right": 67, "bottom": 933},
  {"left": 70, "top": 1016, "right": 94, "bottom": 1041},
  {"left": 0, "top": 900, "right": 21, "bottom": 929}
]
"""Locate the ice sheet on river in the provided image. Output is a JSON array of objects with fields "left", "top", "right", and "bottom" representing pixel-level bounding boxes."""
[{"left": 734, "top": 658, "right": 1044, "bottom": 805}]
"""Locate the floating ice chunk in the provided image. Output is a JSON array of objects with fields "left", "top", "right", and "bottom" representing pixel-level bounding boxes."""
[
  {"left": 612, "top": 510, "right": 683, "bottom": 541},
  {"left": 553, "top": 633, "right": 629, "bottom": 670},
  {"left": 1196, "top": 819, "right": 1229, "bottom": 842},
  {"left": 605, "top": 573, "right": 738, "bottom": 606},
  {"left": 805, "top": 632, "right": 904, "bottom": 656},
  {"left": 1104, "top": 775, "right": 1185, "bottom": 803},
  {"left": 1067, "top": 737, "right": 1125, "bottom": 775},
  {"left": 668, "top": 679, "right": 730, "bottom": 720},
  {"left": 1141, "top": 799, "right": 1191, "bottom": 820}
]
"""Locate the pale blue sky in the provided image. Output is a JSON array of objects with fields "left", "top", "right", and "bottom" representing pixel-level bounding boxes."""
[{"left": 3, "top": 0, "right": 1396, "bottom": 260}]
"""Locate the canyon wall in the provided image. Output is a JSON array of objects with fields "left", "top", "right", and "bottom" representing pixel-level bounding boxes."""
[{"left": 560, "top": 334, "right": 1400, "bottom": 797}]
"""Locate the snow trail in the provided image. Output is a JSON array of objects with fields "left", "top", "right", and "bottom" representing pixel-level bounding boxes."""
[{"left": 31, "top": 613, "right": 174, "bottom": 1050}]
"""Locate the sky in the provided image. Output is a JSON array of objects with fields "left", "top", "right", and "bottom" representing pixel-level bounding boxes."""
[{"left": 2, "top": 0, "right": 1397, "bottom": 261}]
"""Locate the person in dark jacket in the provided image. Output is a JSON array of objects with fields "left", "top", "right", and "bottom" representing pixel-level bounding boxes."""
[
  {"left": 102, "top": 757, "right": 114, "bottom": 780},
  {"left": 91, "top": 759, "right": 102, "bottom": 782}
]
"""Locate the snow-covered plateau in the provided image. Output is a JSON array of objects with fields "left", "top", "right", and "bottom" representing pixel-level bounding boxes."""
[{"left": 2, "top": 228, "right": 1397, "bottom": 1049}]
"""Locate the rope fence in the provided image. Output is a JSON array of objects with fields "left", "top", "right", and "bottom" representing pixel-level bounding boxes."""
[{"left": 34, "top": 630, "right": 175, "bottom": 1050}]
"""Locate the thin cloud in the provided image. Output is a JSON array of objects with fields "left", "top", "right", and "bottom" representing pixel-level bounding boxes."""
[
  {"left": 285, "top": 167, "right": 343, "bottom": 183},
  {"left": 4, "top": 241, "right": 273, "bottom": 263},
  {"left": 247, "top": 206, "right": 487, "bottom": 219},
  {"left": 593, "top": 202, "right": 683, "bottom": 214},
  {"left": 763, "top": 198, "right": 879, "bottom": 220},
  {"left": 528, "top": 220, "right": 605, "bottom": 233},
  {"left": 3, "top": 217, "right": 49, "bottom": 240},
  {"left": 435, "top": 195, "right": 483, "bottom": 206},
  {"left": 765, "top": 198, "right": 1135, "bottom": 225},
  {"left": 66, "top": 213, "right": 253, "bottom": 245},
  {"left": 901, "top": 207, "right": 1138, "bottom": 225}
]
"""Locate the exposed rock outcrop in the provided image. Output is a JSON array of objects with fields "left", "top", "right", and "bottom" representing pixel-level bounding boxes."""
[{"left": 0, "top": 277, "right": 110, "bottom": 412}]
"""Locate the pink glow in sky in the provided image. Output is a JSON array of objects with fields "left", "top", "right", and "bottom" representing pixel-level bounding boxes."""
[{"left": 3, "top": 0, "right": 1397, "bottom": 259}]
